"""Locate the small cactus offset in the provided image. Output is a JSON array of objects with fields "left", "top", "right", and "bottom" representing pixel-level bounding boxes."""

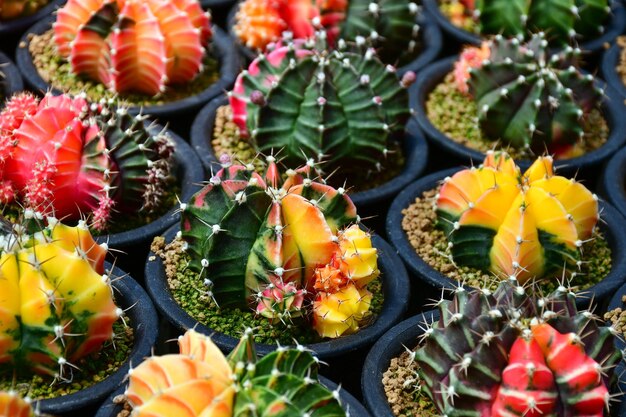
[
  {"left": 0, "top": 0, "right": 48, "bottom": 20},
  {"left": 0, "top": 391, "right": 35, "bottom": 417},
  {"left": 229, "top": 36, "right": 414, "bottom": 173},
  {"left": 125, "top": 328, "right": 346, "bottom": 417},
  {"left": 0, "top": 92, "right": 174, "bottom": 231},
  {"left": 53, "top": 0, "right": 211, "bottom": 96},
  {"left": 414, "top": 279, "right": 622, "bottom": 416},
  {"left": 456, "top": 34, "right": 603, "bottom": 156},
  {"left": 436, "top": 151, "right": 599, "bottom": 284},
  {"left": 180, "top": 155, "right": 379, "bottom": 338},
  {"left": 0, "top": 211, "right": 121, "bottom": 379}
]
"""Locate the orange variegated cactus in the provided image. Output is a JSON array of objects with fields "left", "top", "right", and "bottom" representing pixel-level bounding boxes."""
[
  {"left": 436, "top": 151, "right": 599, "bottom": 283},
  {"left": 53, "top": 0, "right": 211, "bottom": 96},
  {"left": 0, "top": 391, "right": 34, "bottom": 417}
]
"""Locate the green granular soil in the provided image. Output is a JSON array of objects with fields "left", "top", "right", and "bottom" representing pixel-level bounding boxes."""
[
  {"left": 150, "top": 235, "right": 385, "bottom": 346},
  {"left": 0, "top": 320, "right": 133, "bottom": 400},
  {"left": 604, "top": 295, "right": 626, "bottom": 340},
  {"left": 211, "top": 105, "right": 406, "bottom": 193},
  {"left": 426, "top": 74, "right": 610, "bottom": 160},
  {"left": 25, "top": 29, "right": 220, "bottom": 108},
  {"left": 401, "top": 188, "right": 612, "bottom": 294},
  {"left": 383, "top": 349, "right": 438, "bottom": 417}
]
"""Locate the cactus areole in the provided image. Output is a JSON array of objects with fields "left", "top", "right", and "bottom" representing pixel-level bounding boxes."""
[
  {"left": 53, "top": 0, "right": 212, "bottom": 96},
  {"left": 415, "top": 279, "right": 622, "bottom": 417},
  {"left": 436, "top": 151, "right": 599, "bottom": 284},
  {"left": 180, "top": 155, "right": 380, "bottom": 338},
  {"left": 229, "top": 36, "right": 414, "bottom": 173}
]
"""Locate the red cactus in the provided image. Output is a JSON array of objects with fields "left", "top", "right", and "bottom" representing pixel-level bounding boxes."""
[{"left": 54, "top": 0, "right": 211, "bottom": 96}]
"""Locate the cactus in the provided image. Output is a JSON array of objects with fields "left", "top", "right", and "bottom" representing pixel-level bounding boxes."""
[
  {"left": 0, "top": 391, "right": 35, "bottom": 417},
  {"left": 473, "top": 0, "right": 611, "bottom": 46},
  {"left": 464, "top": 34, "right": 603, "bottom": 156},
  {"left": 180, "top": 155, "right": 379, "bottom": 338},
  {"left": 435, "top": 151, "right": 599, "bottom": 284},
  {"left": 414, "top": 279, "right": 622, "bottom": 416},
  {"left": 229, "top": 36, "right": 414, "bottom": 172},
  {"left": 0, "top": 92, "right": 174, "bottom": 231},
  {"left": 0, "top": 0, "right": 48, "bottom": 20},
  {"left": 53, "top": 0, "right": 211, "bottom": 96},
  {"left": 125, "top": 328, "right": 345, "bottom": 417},
  {"left": 0, "top": 211, "right": 120, "bottom": 379}
]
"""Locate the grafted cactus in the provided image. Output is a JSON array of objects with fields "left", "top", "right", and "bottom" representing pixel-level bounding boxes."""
[
  {"left": 0, "top": 213, "right": 120, "bottom": 379},
  {"left": 459, "top": 34, "right": 603, "bottom": 156},
  {"left": 436, "top": 152, "right": 599, "bottom": 283},
  {"left": 53, "top": 0, "right": 211, "bottom": 96},
  {"left": 229, "top": 37, "right": 414, "bottom": 172},
  {"left": 0, "top": 0, "right": 48, "bottom": 20},
  {"left": 125, "top": 329, "right": 346, "bottom": 417},
  {"left": 474, "top": 0, "right": 611, "bottom": 46},
  {"left": 0, "top": 92, "right": 174, "bottom": 231},
  {"left": 180, "top": 155, "right": 379, "bottom": 338},
  {"left": 0, "top": 391, "right": 34, "bottom": 417},
  {"left": 414, "top": 279, "right": 622, "bottom": 416}
]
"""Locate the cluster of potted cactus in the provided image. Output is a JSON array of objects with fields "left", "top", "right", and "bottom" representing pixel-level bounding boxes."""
[{"left": 1, "top": 0, "right": 625, "bottom": 416}]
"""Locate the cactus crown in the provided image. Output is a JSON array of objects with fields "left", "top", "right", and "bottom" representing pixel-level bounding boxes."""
[
  {"left": 229, "top": 35, "right": 414, "bottom": 173},
  {"left": 473, "top": 0, "right": 611, "bottom": 46},
  {"left": 0, "top": 210, "right": 121, "bottom": 380},
  {"left": 125, "top": 328, "right": 347, "bottom": 417},
  {"left": 461, "top": 34, "right": 603, "bottom": 155},
  {"left": 415, "top": 279, "right": 622, "bottom": 416},
  {"left": 435, "top": 151, "right": 599, "bottom": 284},
  {"left": 180, "top": 155, "right": 379, "bottom": 338},
  {"left": 53, "top": 0, "right": 212, "bottom": 96},
  {"left": 0, "top": 0, "right": 48, "bottom": 20},
  {"left": 0, "top": 92, "right": 174, "bottom": 231}
]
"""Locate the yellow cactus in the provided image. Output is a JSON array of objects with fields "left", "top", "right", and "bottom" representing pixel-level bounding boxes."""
[
  {"left": 312, "top": 284, "right": 372, "bottom": 338},
  {"left": 436, "top": 151, "right": 599, "bottom": 283},
  {"left": 337, "top": 225, "right": 380, "bottom": 287},
  {"left": 0, "top": 391, "right": 33, "bottom": 417}
]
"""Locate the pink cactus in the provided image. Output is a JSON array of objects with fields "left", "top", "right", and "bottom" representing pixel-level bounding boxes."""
[
  {"left": 454, "top": 42, "right": 491, "bottom": 93},
  {"left": 255, "top": 277, "right": 306, "bottom": 320}
]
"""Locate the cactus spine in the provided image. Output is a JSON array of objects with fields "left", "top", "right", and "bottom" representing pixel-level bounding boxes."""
[
  {"left": 436, "top": 151, "right": 599, "bottom": 284},
  {"left": 54, "top": 0, "right": 211, "bottom": 96}
]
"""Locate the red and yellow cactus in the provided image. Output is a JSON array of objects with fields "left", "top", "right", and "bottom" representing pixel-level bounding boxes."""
[
  {"left": 0, "top": 213, "right": 119, "bottom": 378},
  {"left": 125, "top": 328, "right": 345, "bottom": 416},
  {"left": 0, "top": 92, "right": 174, "bottom": 231},
  {"left": 0, "top": 0, "right": 48, "bottom": 20},
  {"left": 53, "top": 0, "right": 211, "bottom": 96},
  {"left": 180, "top": 155, "right": 379, "bottom": 338},
  {"left": 436, "top": 152, "right": 599, "bottom": 283},
  {"left": 0, "top": 391, "right": 34, "bottom": 417}
]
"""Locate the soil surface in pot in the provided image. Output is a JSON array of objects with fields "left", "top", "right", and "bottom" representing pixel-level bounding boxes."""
[
  {"left": 605, "top": 295, "right": 626, "bottom": 339},
  {"left": 150, "top": 235, "right": 385, "bottom": 345},
  {"left": 401, "top": 188, "right": 612, "bottom": 293},
  {"left": 426, "top": 74, "right": 609, "bottom": 160},
  {"left": 615, "top": 36, "right": 626, "bottom": 89},
  {"left": 211, "top": 105, "right": 406, "bottom": 193},
  {"left": 0, "top": 320, "right": 133, "bottom": 400},
  {"left": 26, "top": 30, "right": 220, "bottom": 107}
]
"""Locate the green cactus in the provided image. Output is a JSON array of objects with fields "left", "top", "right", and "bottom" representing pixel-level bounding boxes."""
[
  {"left": 474, "top": 0, "right": 611, "bottom": 46},
  {"left": 468, "top": 34, "right": 602, "bottom": 153}
]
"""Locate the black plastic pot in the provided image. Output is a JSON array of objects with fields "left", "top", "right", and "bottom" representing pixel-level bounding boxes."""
[
  {"left": 412, "top": 56, "right": 626, "bottom": 179},
  {"left": 34, "top": 264, "right": 158, "bottom": 417},
  {"left": 94, "top": 127, "right": 205, "bottom": 282},
  {"left": 190, "top": 94, "right": 429, "bottom": 232},
  {"left": 145, "top": 224, "right": 409, "bottom": 395},
  {"left": 0, "top": 0, "right": 65, "bottom": 54},
  {"left": 607, "top": 283, "right": 626, "bottom": 417},
  {"left": 95, "top": 373, "right": 371, "bottom": 417},
  {"left": 601, "top": 42, "right": 626, "bottom": 100},
  {"left": 15, "top": 15, "right": 240, "bottom": 135},
  {"left": 423, "top": 0, "right": 626, "bottom": 55},
  {"left": 599, "top": 147, "right": 626, "bottom": 220},
  {"left": 386, "top": 168, "right": 626, "bottom": 313},
  {"left": 226, "top": 0, "right": 443, "bottom": 75},
  {"left": 0, "top": 50, "right": 23, "bottom": 102}
]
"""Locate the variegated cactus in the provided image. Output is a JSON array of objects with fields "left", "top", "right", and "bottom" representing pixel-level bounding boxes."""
[
  {"left": 0, "top": 0, "right": 48, "bottom": 20},
  {"left": 125, "top": 328, "right": 346, "bottom": 417},
  {"left": 180, "top": 155, "right": 379, "bottom": 338},
  {"left": 436, "top": 151, "right": 599, "bottom": 284},
  {"left": 0, "top": 92, "right": 174, "bottom": 231},
  {"left": 0, "top": 391, "right": 35, "bottom": 417},
  {"left": 0, "top": 211, "right": 121, "bottom": 379},
  {"left": 53, "top": 0, "right": 211, "bottom": 96}
]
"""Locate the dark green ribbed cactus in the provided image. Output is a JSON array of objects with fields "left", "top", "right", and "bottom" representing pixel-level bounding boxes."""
[
  {"left": 468, "top": 33, "right": 602, "bottom": 154},
  {"left": 414, "top": 279, "right": 622, "bottom": 416},
  {"left": 338, "top": 0, "right": 424, "bottom": 65},
  {"left": 230, "top": 36, "right": 414, "bottom": 173},
  {"left": 474, "top": 0, "right": 611, "bottom": 46}
]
